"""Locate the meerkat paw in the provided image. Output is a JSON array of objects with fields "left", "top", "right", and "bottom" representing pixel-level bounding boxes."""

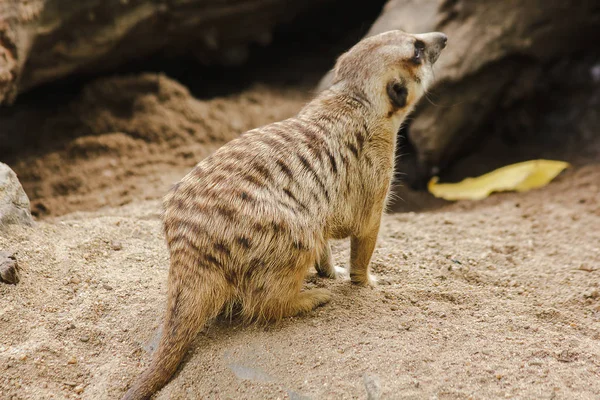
[
  {"left": 296, "top": 288, "right": 332, "bottom": 313},
  {"left": 315, "top": 263, "right": 337, "bottom": 279},
  {"left": 351, "top": 273, "right": 378, "bottom": 288},
  {"left": 334, "top": 265, "right": 349, "bottom": 279}
]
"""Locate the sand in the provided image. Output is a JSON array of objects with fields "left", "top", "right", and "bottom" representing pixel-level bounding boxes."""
[{"left": 1, "top": 74, "right": 599, "bottom": 400}]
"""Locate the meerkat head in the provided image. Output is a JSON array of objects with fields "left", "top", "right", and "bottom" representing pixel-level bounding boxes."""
[{"left": 332, "top": 30, "right": 447, "bottom": 119}]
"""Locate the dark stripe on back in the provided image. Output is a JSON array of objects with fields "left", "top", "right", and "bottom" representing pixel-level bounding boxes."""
[
  {"left": 320, "top": 114, "right": 337, "bottom": 127},
  {"left": 326, "top": 150, "right": 338, "bottom": 174},
  {"left": 215, "top": 204, "right": 236, "bottom": 221},
  {"left": 204, "top": 254, "right": 222, "bottom": 267},
  {"left": 276, "top": 160, "right": 294, "bottom": 180},
  {"left": 287, "top": 120, "right": 326, "bottom": 161},
  {"left": 240, "top": 172, "right": 265, "bottom": 187},
  {"left": 347, "top": 142, "right": 359, "bottom": 158},
  {"left": 252, "top": 162, "right": 273, "bottom": 182},
  {"left": 167, "top": 233, "right": 202, "bottom": 254},
  {"left": 259, "top": 136, "right": 286, "bottom": 151},
  {"left": 297, "top": 154, "right": 330, "bottom": 203},
  {"left": 271, "top": 221, "right": 285, "bottom": 233},
  {"left": 236, "top": 236, "right": 252, "bottom": 249},
  {"left": 277, "top": 200, "right": 298, "bottom": 213},
  {"left": 356, "top": 131, "right": 365, "bottom": 151},
  {"left": 310, "top": 120, "right": 329, "bottom": 136},
  {"left": 166, "top": 217, "right": 207, "bottom": 238},
  {"left": 214, "top": 241, "right": 231, "bottom": 256},
  {"left": 283, "top": 188, "right": 309, "bottom": 212}
]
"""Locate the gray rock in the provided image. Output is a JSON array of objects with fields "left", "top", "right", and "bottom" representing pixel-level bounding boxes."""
[
  {"left": 0, "top": 251, "right": 20, "bottom": 284},
  {"left": 363, "top": 374, "right": 381, "bottom": 400},
  {"left": 0, "top": 162, "right": 33, "bottom": 230}
]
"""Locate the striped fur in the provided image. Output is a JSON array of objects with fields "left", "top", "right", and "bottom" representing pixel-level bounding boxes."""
[{"left": 122, "top": 30, "right": 447, "bottom": 400}]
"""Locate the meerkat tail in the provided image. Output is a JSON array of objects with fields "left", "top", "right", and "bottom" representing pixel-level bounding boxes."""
[{"left": 122, "top": 264, "right": 229, "bottom": 400}]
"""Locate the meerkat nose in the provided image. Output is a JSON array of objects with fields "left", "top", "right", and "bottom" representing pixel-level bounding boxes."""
[{"left": 439, "top": 33, "right": 448, "bottom": 48}]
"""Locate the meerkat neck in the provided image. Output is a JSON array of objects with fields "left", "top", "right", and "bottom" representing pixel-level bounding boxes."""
[
  {"left": 302, "top": 86, "right": 404, "bottom": 149},
  {"left": 299, "top": 87, "right": 374, "bottom": 137}
]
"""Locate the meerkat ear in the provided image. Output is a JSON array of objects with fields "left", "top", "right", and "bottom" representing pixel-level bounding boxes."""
[{"left": 386, "top": 80, "right": 408, "bottom": 109}]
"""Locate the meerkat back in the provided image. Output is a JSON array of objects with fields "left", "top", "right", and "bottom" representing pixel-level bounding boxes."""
[{"left": 122, "top": 30, "right": 447, "bottom": 400}]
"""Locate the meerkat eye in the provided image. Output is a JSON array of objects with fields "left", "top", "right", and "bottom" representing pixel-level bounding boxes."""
[
  {"left": 413, "top": 40, "right": 425, "bottom": 64},
  {"left": 413, "top": 49, "right": 421, "bottom": 63}
]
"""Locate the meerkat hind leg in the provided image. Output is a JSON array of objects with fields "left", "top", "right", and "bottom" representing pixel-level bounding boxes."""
[
  {"left": 249, "top": 287, "right": 332, "bottom": 322},
  {"left": 244, "top": 254, "right": 332, "bottom": 322}
]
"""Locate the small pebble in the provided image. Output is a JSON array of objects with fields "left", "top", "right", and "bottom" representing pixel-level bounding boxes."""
[
  {"left": 363, "top": 374, "right": 381, "bottom": 400},
  {"left": 584, "top": 290, "right": 599, "bottom": 299},
  {"left": 103, "top": 284, "right": 114, "bottom": 291},
  {"left": 80, "top": 336, "right": 90, "bottom": 343},
  {"left": 75, "top": 385, "right": 84, "bottom": 394},
  {"left": 70, "top": 276, "right": 81, "bottom": 284},
  {"left": 68, "top": 357, "right": 77, "bottom": 365},
  {"left": 111, "top": 241, "right": 123, "bottom": 251}
]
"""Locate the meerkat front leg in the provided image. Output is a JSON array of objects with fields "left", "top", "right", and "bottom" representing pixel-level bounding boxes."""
[
  {"left": 315, "top": 241, "right": 348, "bottom": 279},
  {"left": 315, "top": 241, "right": 336, "bottom": 278},
  {"left": 349, "top": 225, "right": 380, "bottom": 287}
]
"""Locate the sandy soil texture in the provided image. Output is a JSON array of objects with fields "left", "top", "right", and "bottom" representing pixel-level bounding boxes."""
[
  {"left": 1, "top": 160, "right": 599, "bottom": 399},
  {"left": 1, "top": 65, "right": 600, "bottom": 400}
]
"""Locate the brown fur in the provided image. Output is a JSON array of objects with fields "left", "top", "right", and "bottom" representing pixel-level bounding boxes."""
[{"left": 122, "top": 30, "right": 447, "bottom": 400}]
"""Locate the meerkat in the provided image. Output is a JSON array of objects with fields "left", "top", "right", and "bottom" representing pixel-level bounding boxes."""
[{"left": 122, "top": 30, "right": 447, "bottom": 400}]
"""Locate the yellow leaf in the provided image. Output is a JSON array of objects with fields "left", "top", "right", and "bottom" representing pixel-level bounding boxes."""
[{"left": 427, "top": 160, "right": 570, "bottom": 201}]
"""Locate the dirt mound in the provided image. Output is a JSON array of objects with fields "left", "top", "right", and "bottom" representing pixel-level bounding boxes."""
[{"left": 6, "top": 74, "right": 309, "bottom": 217}]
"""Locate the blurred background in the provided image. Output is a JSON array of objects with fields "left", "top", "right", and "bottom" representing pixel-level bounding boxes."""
[{"left": 1, "top": 0, "right": 599, "bottom": 217}]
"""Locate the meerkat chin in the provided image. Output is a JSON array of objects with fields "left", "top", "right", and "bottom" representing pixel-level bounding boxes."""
[{"left": 122, "top": 30, "right": 447, "bottom": 400}]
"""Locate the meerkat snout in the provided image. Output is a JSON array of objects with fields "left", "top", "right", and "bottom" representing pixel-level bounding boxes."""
[{"left": 414, "top": 32, "right": 447, "bottom": 64}]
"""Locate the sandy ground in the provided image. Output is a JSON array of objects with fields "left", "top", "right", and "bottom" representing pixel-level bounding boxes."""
[
  {"left": 1, "top": 62, "right": 600, "bottom": 399},
  {"left": 1, "top": 159, "right": 599, "bottom": 399}
]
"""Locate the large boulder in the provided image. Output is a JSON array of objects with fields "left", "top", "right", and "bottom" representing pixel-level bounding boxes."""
[
  {"left": 0, "top": 0, "right": 333, "bottom": 105},
  {"left": 319, "top": 0, "right": 600, "bottom": 185},
  {"left": 0, "top": 162, "right": 33, "bottom": 229}
]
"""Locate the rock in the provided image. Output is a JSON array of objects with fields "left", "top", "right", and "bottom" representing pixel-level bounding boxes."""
[
  {"left": 584, "top": 289, "right": 599, "bottom": 300},
  {"left": 0, "top": 251, "right": 20, "bottom": 285},
  {"left": 318, "top": 0, "right": 600, "bottom": 185},
  {"left": 0, "top": 163, "right": 33, "bottom": 229},
  {"left": 69, "top": 276, "right": 81, "bottom": 285},
  {"left": 0, "top": 0, "right": 330, "bottom": 105},
  {"left": 363, "top": 374, "right": 381, "bottom": 400}
]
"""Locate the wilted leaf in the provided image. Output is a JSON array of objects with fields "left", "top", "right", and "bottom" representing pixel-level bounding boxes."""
[{"left": 428, "top": 160, "right": 570, "bottom": 201}]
